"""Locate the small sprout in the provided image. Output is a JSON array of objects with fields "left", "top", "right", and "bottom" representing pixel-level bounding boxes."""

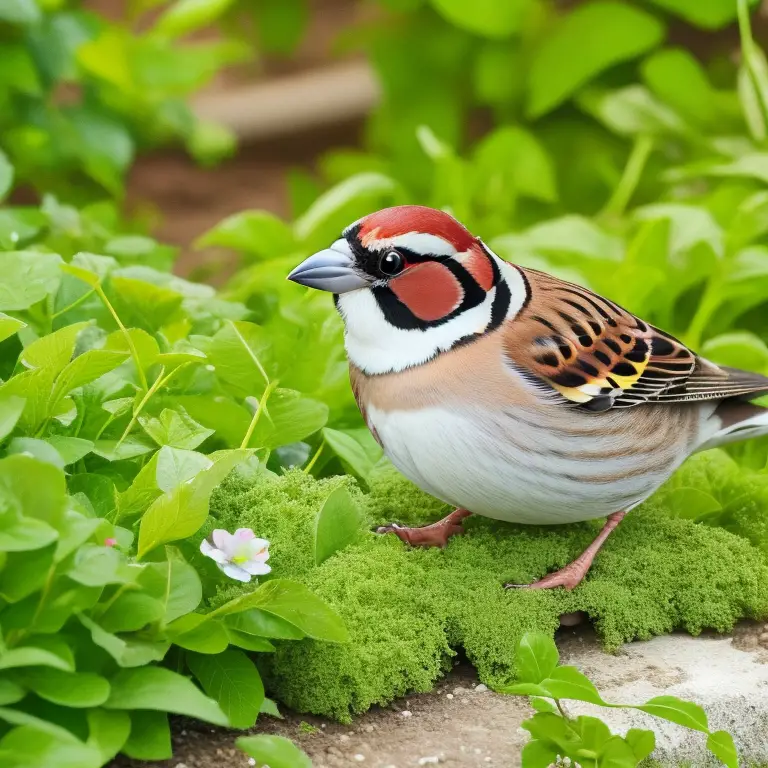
[{"left": 200, "top": 528, "right": 271, "bottom": 582}]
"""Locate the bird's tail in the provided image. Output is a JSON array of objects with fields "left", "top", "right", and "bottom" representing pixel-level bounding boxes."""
[{"left": 698, "top": 402, "right": 768, "bottom": 452}]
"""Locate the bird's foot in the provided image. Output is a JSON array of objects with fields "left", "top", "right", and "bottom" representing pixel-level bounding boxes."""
[
  {"left": 376, "top": 507, "right": 471, "bottom": 548},
  {"left": 505, "top": 560, "right": 590, "bottom": 591}
]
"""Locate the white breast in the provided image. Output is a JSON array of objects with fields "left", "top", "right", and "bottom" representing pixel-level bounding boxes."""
[{"left": 366, "top": 403, "right": 697, "bottom": 525}]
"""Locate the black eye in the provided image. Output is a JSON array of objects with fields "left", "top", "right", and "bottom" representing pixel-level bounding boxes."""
[{"left": 379, "top": 250, "right": 404, "bottom": 276}]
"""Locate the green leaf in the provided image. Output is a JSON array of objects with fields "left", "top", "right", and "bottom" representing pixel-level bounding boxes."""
[
  {"left": 0, "top": 313, "right": 25, "bottom": 344},
  {"left": 20, "top": 321, "right": 89, "bottom": 375},
  {"left": 140, "top": 407, "right": 215, "bottom": 450},
  {"left": 15, "top": 668, "right": 110, "bottom": 708},
  {"left": 167, "top": 614, "right": 229, "bottom": 654},
  {"left": 138, "top": 551, "right": 203, "bottom": 623},
  {"left": 516, "top": 632, "right": 560, "bottom": 684},
  {"left": 155, "top": 0, "right": 238, "bottom": 38},
  {"left": 122, "top": 711, "right": 171, "bottom": 761},
  {"left": 0, "top": 679, "right": 24, "bottom": 706},
  {"left": 226, "top": 629, "right": 276, "bottom": 653},
  {"left": 527, "top": 1, "right": 665, "bottom": 117},
  {"left": 199, "top": 320, "right": 270, "bottom": 395},
  {"left": 78, "top": 614, "right": 169, "bottom": 669},
  {"left": 636, "top": 695, "right": 708, "bottom": 732},
  {"left": 224, "top": 609, "right": 305, "bottom": 640},
  {"left": 214, "top": 579, "right": 349, "bottom": 643},
  {"left": 67, "top": 544, "right": 132, "bottom": 587},
  {"left": 0, "top": 641, "right": 74, "bottom": 672},
  {"left": 260, "top": 697, "right": 283, "bottom": 719},
  {"left": 429, "top": 0, "right": 532, "bottom": 38},
  {"left": 664, "top": 487, "right": 723, "bottom": 521},
  {"left": 0, "top": 726, "right": 101, "bottom": 768},
  {"left": 0, "top": 149, "right": 14, "bottom": 202},
  {"left": 0, "top": 396, "right": 26, "bottom": 442},
  {"left": 137, "top": 450, "right": 248, "bottom": 557},
  {"left": 625, "top": 728, "right": 656, "bottom": 763},
  {"left": 7, "top": 438, "right": 66, "bottom": 470},
  {"left": 702, "top": 332, "right": 768, "bottom": 373},
  {"left": 51, "top": 350, "right": 129, "bottom": 405},
  {"left": 100, "top": 592, "right": 165, "bottom": 633},
  {"left": 314, "top": 485, "right": 363, "bottom": 566},
  {"left": 236, "top": 735, "right": 312, "bottom": 768},
  {"left": 105, "top": 666, "right": 228, "bottom": 726},
  {"left": 155, "top": 446, "right": 213, "bottom": 492},
  {"left": 544, "top": 666, "right": 608, "bottom": 705},
  {"left": 249, "top": 389, "right": 328, "bottom": 450},
  {"left": 196, "top": 210, "right": 296, "bottom": 259},
  {"left": 0, "top": 252, "right": 62, "bottom": 312},
  {"left": 322, "top": 427, "right": 382, "bottom": 481},
  {"left": 0, "top": 514, "right": 58, "bottom": 554},
  {"left": 86, "top": 709, "right": 131, "bottom": 764},
  {"left": 0, "top": 0, "right": 41, "bottom": 24},
  {"left": 187, "top": 649, "right": 265, "bottom": 729},
  {"left": 520, "top": 738, "right": 559, "bottom": 768},
  {"left": 47, "top": 436, "right": 94, "bottom": 466},
  {"left": 707, "top": 730, "right": 738, "bottom": 768},
  {"left": 254, "top": 0, "right": 308, "bottom": 54}
]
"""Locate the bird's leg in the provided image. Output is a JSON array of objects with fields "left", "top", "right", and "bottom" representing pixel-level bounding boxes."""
[
  {"left": 376, "top": 508, "right": 472, "bottom": 548},
  {"left": 506, "top": 510, "right": 627, "bottom": 591}
]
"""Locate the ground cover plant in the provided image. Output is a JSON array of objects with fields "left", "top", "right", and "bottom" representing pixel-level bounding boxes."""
[{"left": 1, "top": 0, "right": 768, "bottom": 766}]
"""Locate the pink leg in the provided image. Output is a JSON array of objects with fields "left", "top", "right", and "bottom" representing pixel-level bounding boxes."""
[
  {"left": 377, "top": 508, "right": 472, "bottom": 548},
  {"left": 506, "top": 510, "right": 627, "bottom": 591}
]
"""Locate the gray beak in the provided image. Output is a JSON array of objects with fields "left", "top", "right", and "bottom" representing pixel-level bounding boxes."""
[{"left": 287, "top": 239, "right": 370, "bottom": 294}]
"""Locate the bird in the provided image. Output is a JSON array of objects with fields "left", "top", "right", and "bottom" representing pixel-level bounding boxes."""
[{"left": 287, "top": 205, "right": 768, "bottom": 590}]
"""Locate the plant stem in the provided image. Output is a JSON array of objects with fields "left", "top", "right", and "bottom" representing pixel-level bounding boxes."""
[
  {"left": 304, "top": 441, "right": 324, "bottom": 474},
  {"left": 51, "top": 288, "right": 97, "bottom": 320},
  {"left": 601, "top": 136, "right": 653, "bottom": 218},
  {"left": 240, "top": 379, "right": 278, "bottom": 450},
  {"left": 95, "top": 284, "right": 149, "bottom": 392}
]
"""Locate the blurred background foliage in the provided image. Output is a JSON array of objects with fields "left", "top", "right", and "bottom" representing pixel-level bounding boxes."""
[{"left": 1, "top": 0, "right": 768, "bottom": 475}]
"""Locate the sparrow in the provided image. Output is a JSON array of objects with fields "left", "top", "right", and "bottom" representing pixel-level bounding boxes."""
[{"left": 287, "top": 205, "right": 768, "bottom": 590}]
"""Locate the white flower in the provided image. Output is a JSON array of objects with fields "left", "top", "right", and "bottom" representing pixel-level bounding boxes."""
[{"left": 200, "top": 528, "right": 271, "bottom": 582}]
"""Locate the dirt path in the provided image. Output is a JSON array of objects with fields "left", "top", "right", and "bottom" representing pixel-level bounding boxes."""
[{"left": 112, "top": 660, "right": 531, "bottom": 768}]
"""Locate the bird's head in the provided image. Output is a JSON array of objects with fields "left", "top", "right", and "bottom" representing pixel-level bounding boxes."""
[{"left": 287, "top": 205, "right": 528, "bottom": 374}]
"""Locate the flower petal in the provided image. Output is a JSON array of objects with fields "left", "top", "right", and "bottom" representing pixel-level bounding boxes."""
[
  {"left": 211, "top": 529, "right": 234, "bottom": 552},
  {"left": 246, "top": 539, "right": 270, "bottom": 560},
  {"left": 241, "top": 561, "right": 272, "bottom": 576},
  {"left": 235, "top": 528, "right": 256, "bottom": 541},
  {"left": 200, "top": 539, "right": 229, "bottom": 564},
  {"left": 218, "top": 562, "right": 252, "bottom": 582}
]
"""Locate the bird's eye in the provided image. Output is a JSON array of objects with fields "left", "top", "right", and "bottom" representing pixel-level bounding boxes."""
[{"left": 379, "top": 250, "right": 405, "bottom": 277}]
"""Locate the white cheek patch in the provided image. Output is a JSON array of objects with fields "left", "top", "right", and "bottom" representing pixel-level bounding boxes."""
[
  {"left": 361, "top": 231, "right": 457, "bottom": 258},
  {"left": 337, "top": 252, "right": 530, "bottom": 374}
]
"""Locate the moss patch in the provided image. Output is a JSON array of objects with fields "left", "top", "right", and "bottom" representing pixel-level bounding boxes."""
[{"left": 209, "top": 462, "right": 768, "bottom": 723}]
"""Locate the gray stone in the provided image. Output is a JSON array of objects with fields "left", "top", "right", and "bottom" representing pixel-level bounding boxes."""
[{"left": 560, "top": 633, "right": 768, "bottom": 766}]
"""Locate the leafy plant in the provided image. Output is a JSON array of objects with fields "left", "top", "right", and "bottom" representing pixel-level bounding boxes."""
[{"left": 502, "top": 632, "right": 738, "bottom": 768}]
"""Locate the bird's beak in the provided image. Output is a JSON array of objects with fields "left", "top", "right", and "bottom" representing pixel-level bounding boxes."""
[{"left": 287, "top": 239, "right": 370, "bottom": 294}]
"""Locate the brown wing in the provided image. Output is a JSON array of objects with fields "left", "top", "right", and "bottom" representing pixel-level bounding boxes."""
[{"left": 504, "top": 267, "right": 768, "bottom": 412}]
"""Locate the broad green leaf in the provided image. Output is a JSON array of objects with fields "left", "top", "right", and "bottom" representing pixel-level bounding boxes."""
[
  {"left": 0, "top": 252, "right": 63, "bottom": 312},
  {"left": 703, "top": 332, "right": 768, "bottom": 372},
  {"left": 0, "top": 0, "right": 41, "bottom": 25},
  {"left": 20, "top": 321, "right": 89, "bottom": 375},
  {"left": 122, "top": 710, "right": 171, "bottom": 761},
  {"left": 78, "top": 614, "right": 169, "bottom": 669},
  {"left": 0, "top": 642, "right": 74, "bottom": 672},
  {"left": 636, "top": 695, "right": 708, "bottom": 732},
  {"left": 0, "top": 313, "right": 24, "bottom": 344},
  {"left": 260, "top": 697, "right": 283, "bottom": 719},
  {"left": 214, "top": 578, "right": 349, "bottom": 643},
  {"left": 516, "top": 632, "right": 560, "bottom": 684},
  {"left": 104, "top": 328, "right": 160, "bottom": 372},
  {"left": 140, "top": 407, "right": 215, "bottom": 450},
  {"left": 155, "top": 0, "right": 238, "bottom": 38},
  {"left": 520, "top": 739, "right": 559, "bottom": 768},
  {"left": 625, "top": 728, "right": 656, "bottom": 763},
  {"left": 314, "top": 485, "right": 363, "bottom": 566},
  {"left": 196, "top": 210, "right": 296, "bottom": 258},
  {"left": 543, "top": 666, "right": 607, "bottom": 705},
  {"left": 100, "top": 592, "right": 165, "bottom": 633},
  {"left": 109, "top": 276, "right": 183, "bottom": 333},
  {"left": 249, "top": 389, "right": 328, "bottom": 450},
  {"left": 52, "top": 350, "right": 129, "bottom": 405},
  {"left": 0, "top": 726, "right": 101, "bottom": 768},
  {"left": 155, "top": 446, "right": 213, "bottom": 493},
  {"left": 7, "top": 437, "right": 66, "bottom": 470},
  {"left": 68, "top": 544, "right": 133, "bottom": 587},
  {"left": 197, "top": 320, "right": 270, "bottom": 394},
  {"left": 322, "top": 427, "right": 382, "bottom": 481},
  {"left": 86, "top": 709, "right": 131, "bottom": 764},
  {"left": 254, "top": 0, "right": 308, "bottom": 54},
  {"left": 15, "top": 668, "right": 110, "bottom": 708},
  {"left": 60, "top": 262, "right": 102, "bottom": 288},
  {"left": 137, "top": 450, "right": 248, "bottom": 556},
  {"left": 224, "top": 609, "right": 305, "bottom": 640},
  {"left": 527, "top": 1, "right": 665, "bottom": 117},
  {"left": 226, "top": 630, "right": 276, "bottom": 653},
  {"left": 93, "top": 436, "right": 156, "bottom": 462},
  {"left": 429, "top": 0, "right": 532, "bottom": 38},
  {"left": 293, "top": 172, "right": 398, "bottom": 244},
  {"left": 0, "top": 455, "right": 67, "bottom": 526},
  {"left": 187, "top": 649, "right": 265, "bottom": 729},
  {"left": 0, "top": 396, "right": 26, "bottom": 442},
  {"left": 664, "top": 487, "right": 722, "bottom": 521},
  {"left": 598, "top": 734, "right": 641, "bottom": 766},
  {"left": 46, "top": 436, "right": 94, "bottom": 466},
  {"left": 138, "top": 552, "right": 203, "bottom": 623},
  {"left": 169, "top": 615, "right": 229, "bottom": 654},
  {"left": 105, "top": 667, "right": 228, "bottom": 726},
  {"left": 707, "top": 730, "right": 738, "bottom": 768},
  {"left": 0, "top": 679, "right": 24, "bottom": 706},
  {"left": 236, "top": 735, "right": 312, "bottom": 768},
  {"left": 529, "top": 696, "right": 558, "bottom": 714}
]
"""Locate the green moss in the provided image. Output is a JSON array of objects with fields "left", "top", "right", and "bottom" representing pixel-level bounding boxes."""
[{"left": 209, "top": 465, "right": 768, "bottom": 724}]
